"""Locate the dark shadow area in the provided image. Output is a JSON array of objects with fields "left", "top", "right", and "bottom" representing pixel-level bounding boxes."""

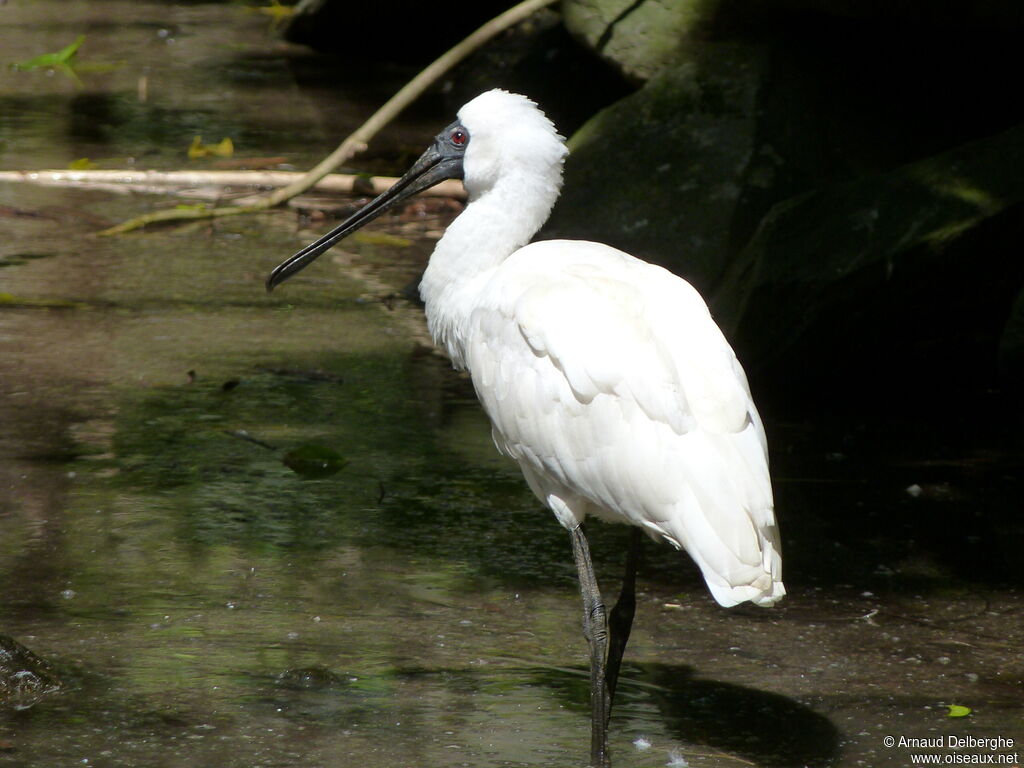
[
  {"left": 535, "top": 662, "right": 842, "bottom": 767},
  {"left": 643, "top": 662, "right": 841, "bottom": 768},
  {"left": 737, "top": 202, "right": 1024, "bottom": 416},
  {"left": 280, "top": 1, "right": 514, "bottom": 63}
]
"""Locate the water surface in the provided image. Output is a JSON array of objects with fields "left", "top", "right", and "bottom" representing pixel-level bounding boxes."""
[{"left": 2, "top": 3, "right": 1021, "bottom": 767}]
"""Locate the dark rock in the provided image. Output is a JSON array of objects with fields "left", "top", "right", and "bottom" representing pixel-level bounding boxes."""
[
  {"left": 542, "top": 43, "right": 767, "bottom": 296},
  {"left": 0, "top": 635, "right": 62, "bottom": 709},
  {"left": 999, "top": 287, "right": 1024, "bottom": 382},
  {"left": 563, "top": 0, "right": 1024, "bottom": 83},
  {"left": 715, "top": 123, "right": 1024, "bottom": 404},
  {"left": 275, "top": 666, "right": 348, "bottom": 690},
  {"left": 563, "top": 0, "right": 719, "bottom": 83}
]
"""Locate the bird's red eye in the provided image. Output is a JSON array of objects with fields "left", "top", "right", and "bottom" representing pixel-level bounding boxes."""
[{"left": 451, "top": 128, "right": 467, "bottom": 146}]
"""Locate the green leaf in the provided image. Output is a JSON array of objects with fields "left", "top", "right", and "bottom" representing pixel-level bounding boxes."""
[
  {"left": 187, "top": 136, "right": 234, "bottom": 159},
  {"left": 13, "top": 35, "right": 85, "bottom": 69},
  {"left": 52, "top": 35, "right": 85, "bottom": 64},
  {"left": 947, "top": 704, "right": 972, "bottom": 718},
  {"left": 282, "top": 444, "right": 347, "bottom": 480},
  {"left": 0, "top": 292, "right": 85, "bottom": 309},
  {"left": 253, "top": 0, "right": 295, "bottom": 26}
]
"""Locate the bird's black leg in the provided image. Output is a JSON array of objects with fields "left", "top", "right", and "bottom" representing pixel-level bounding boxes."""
[
  {"left": 569, "top": 524, "right": 610, "bottom": 768},
  {"left": 605, "top": 527, "right": 641, "bottom": 714}
]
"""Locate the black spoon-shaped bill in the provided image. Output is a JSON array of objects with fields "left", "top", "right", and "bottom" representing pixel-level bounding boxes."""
[{"left": 265, "top": 122, "right": 469, "bottom": 292}]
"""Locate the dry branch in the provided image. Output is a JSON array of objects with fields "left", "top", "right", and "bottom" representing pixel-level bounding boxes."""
[{"left": 0, "top": 169, "right": 466, "bottom": 200}]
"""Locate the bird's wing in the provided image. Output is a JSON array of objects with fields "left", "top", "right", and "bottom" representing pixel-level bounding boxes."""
[{"left": 466, "top": 240, "right": 783, "bottom": 607}]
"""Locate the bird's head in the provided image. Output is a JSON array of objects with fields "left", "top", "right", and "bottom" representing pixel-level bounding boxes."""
[
  {"left": 266, "top": 89, "right": 566, "bottom": 292},
  {"left": 455, "top": 89, "right": 567, "bottom": 200}
]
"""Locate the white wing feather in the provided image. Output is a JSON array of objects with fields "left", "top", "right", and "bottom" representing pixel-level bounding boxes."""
[{"left": 464, "top": 240, "right": 784, "bottom": 607}]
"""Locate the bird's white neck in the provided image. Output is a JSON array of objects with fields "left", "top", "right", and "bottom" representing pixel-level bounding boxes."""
[{"left": 420, "top": 166, "right": 560, "bottom": 366}]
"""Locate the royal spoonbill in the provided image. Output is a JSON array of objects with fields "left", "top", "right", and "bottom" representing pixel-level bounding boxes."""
[{"left": 267, "top": 89, "right": 785, "bottom": 767}]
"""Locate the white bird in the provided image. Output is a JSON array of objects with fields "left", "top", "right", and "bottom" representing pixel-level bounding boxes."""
[{"left": 267, "top": 89, "right": 785, "bottom": 768}]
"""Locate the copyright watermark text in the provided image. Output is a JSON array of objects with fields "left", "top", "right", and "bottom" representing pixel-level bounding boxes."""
[{"left": 883, "top": 734, "right": 1018, "bottom": 765}]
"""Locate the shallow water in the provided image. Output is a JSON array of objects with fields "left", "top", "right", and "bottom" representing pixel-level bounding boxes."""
[{"left": 2, "top": 3, "right": 1022, "bottom": 767}]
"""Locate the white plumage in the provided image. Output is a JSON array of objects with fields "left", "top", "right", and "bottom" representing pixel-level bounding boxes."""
[{"left": 420, "top": 90, "right": 784, "bottom": 608}]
